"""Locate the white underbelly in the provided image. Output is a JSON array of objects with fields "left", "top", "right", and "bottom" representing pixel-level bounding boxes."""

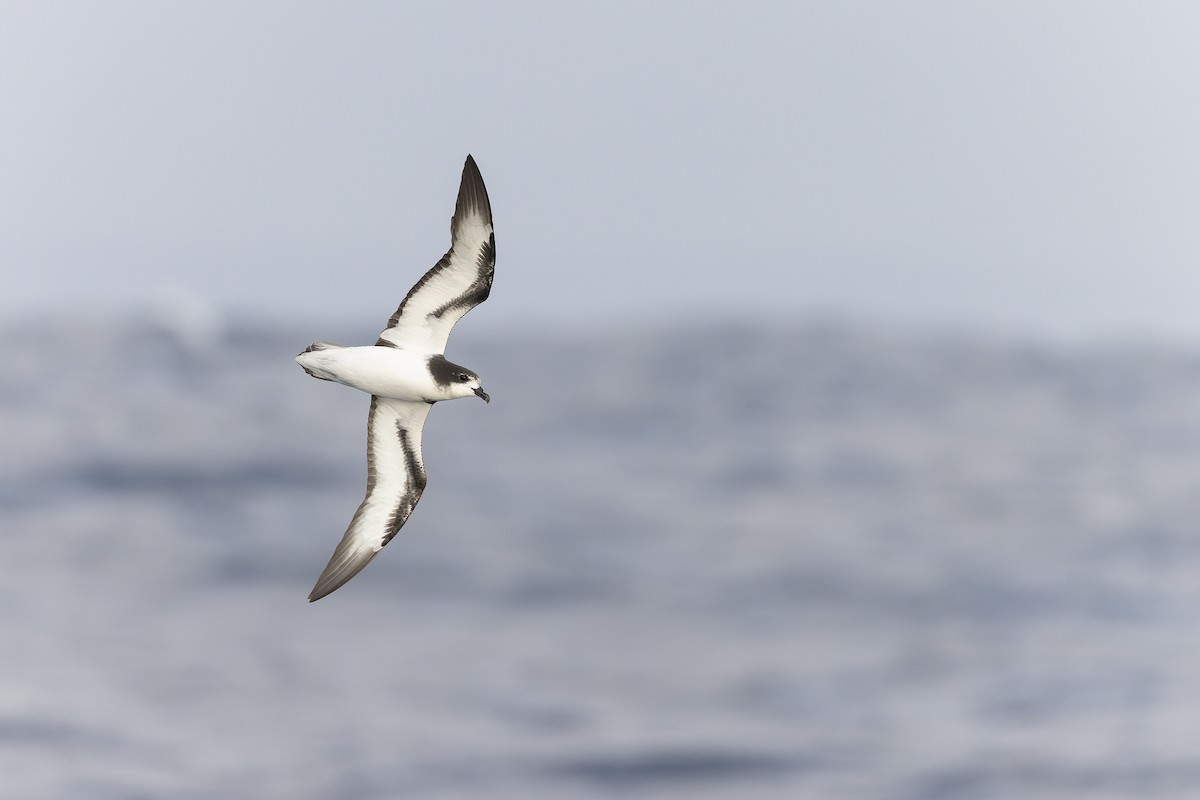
[{"left": 297, "top": 346, "right": 433, "bottom": 401}]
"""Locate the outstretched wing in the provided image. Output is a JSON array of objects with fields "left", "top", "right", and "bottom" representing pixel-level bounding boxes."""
[
  {"left": 308, "top": 396, "right": 433, "bottom": 601},
  {"left": 377, "top": 155, "right": 495, "bottom": 354}
]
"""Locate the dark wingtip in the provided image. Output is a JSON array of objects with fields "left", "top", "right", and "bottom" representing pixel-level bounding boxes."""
[
  {"left": 454, "top": 154, "right": 492, "bottom": 229},
  {"left": 306, "top": 543, "right": 381, "bottom": 603}
]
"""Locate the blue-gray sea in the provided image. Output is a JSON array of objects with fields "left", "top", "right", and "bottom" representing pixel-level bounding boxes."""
[{"left": 4, "top": 315, "right": 1200, "bottom": 799}]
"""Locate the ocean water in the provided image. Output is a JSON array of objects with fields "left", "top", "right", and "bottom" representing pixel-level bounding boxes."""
[{"left": 3, "top": 316, "right": 1200, "bottom": 799}]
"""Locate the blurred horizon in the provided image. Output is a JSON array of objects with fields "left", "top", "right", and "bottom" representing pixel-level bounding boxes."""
[{"left": 14, "top": 298, "right": 1200, "bottom": 354}]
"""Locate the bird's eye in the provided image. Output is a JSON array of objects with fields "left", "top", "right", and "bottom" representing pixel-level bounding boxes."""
[{"left": 457, "top": 373, "right": 470, "bottom": 382}]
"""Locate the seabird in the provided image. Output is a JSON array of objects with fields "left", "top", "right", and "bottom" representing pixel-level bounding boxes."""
[{"left": 296, "top": 155, "right": 495, "bottom": 602}]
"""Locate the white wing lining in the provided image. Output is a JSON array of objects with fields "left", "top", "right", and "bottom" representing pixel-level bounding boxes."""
[
  {"left": 377, "top": 155, "right": 495, "bottom": 354},
  {"left": 308, "top": 396, "right": 433, "bottom": 601}
]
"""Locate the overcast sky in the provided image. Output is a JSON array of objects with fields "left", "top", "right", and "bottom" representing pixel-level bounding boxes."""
[{"left": 3, "top": 2, "right": 1199, "bottom": 342}]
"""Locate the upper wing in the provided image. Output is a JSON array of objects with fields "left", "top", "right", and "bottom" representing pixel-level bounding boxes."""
[
  {"left": 308, "top": 396, "right": 433, "bottom": 602},
  {"left": 377, "top": 155, "right": 495, "bottom": 354}
]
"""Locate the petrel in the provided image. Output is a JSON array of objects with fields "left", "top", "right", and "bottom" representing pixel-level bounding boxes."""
[{"left": 296, "top": 155, "right": 495, "bottom": 602}]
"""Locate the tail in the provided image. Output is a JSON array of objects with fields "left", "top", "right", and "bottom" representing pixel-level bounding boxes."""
[{"left": 295, "top": 341, "right": 345, "bottom": 381}]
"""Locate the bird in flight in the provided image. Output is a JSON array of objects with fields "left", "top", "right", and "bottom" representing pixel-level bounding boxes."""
[{"left": 296, "top": 155, "right": 495, "bottom": 602}]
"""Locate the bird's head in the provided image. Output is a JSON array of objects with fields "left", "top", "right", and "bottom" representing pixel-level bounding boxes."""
[
  {"left": 427, "top": 355, "right": 489, "bottom": 403},
  {"left": 453, "top": 369, "right": 490, "bottom": 403}
]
